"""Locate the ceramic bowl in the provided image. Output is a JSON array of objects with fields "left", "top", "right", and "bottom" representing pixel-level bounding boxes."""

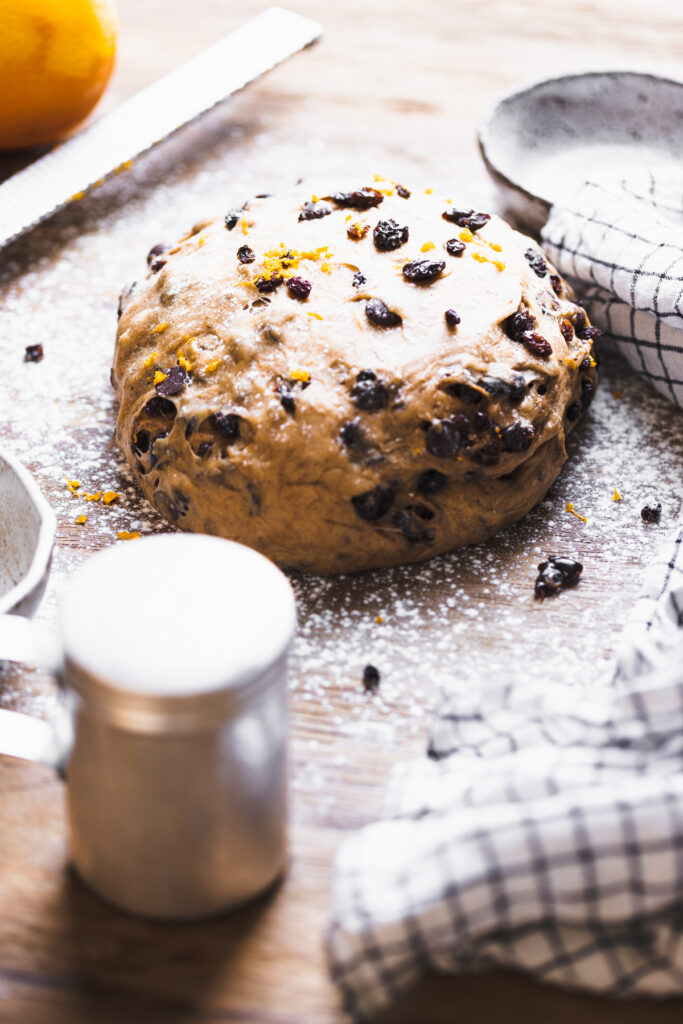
[
  {"left": 478, "top": 70, "right": 683, "bottom": 233},
  {"left": 0, "top": 447, "right": 56, "bottom": 616}
]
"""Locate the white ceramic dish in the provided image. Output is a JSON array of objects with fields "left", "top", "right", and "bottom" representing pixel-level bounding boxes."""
[
  {"left": 478, "top": 70, "right": 683, "bottom": 233},
  {"left": 0, "top": 447, "right": 56, "bottom": 616}
]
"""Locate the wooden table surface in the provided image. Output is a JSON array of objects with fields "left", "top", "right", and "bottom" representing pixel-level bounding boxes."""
[{"left": 2, "top": 1, "right": 683, "bottom": 1021}]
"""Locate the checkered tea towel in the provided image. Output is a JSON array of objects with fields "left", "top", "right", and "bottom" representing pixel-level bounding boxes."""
[
  {"left": 327, "top": 520, "right": 683, "bottom": 1020},
  {"left": 541, "top": 169, "right": 683, "bottom": 407}
]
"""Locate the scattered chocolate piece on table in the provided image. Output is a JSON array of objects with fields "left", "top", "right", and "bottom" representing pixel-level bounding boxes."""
[
  {"left": 641, "top": 503, "right": 662, "bottom": 524},
  {"left": 362, "top": 664, "right": 381, "bottom": 692},
  {"left": 24, "top": 344, "right": 44, "bottom": 362},
  {"left": 534, "top": 556, "right": 583, "bottom": 599}
]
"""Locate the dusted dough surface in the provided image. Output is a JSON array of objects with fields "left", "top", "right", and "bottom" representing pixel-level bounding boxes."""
[{"left": 112, "top": 180, "right": 598, "bottom": 573}]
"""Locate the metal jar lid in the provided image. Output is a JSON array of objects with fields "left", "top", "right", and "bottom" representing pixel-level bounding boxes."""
[{"left": 59, "top": 535, "right": 297, "bottom": 733}]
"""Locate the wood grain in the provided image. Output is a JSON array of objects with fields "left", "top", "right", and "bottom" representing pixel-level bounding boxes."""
[{"left": 1, "top": 0, "right": 683, "bottom": 1021}]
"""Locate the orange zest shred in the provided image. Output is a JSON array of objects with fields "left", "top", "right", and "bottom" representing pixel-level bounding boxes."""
[
  {"left": 65, "top": 477, "right": 80, "bottom": 492},
  {"left": 205, "top": 358, "right": 221, "bottom": 373},
  {"left": 424, "top": 187, "right": 433, "bottom": 195},
  {"left": 489, "top": 242, "right": 503, "bottom": 253},
  {"left": 85, "top": 491, "right": 102, "bottom": 502},
  {"left": 102, "top": 491, "right": 120, "bottom": 506},
  {"left": 307, "top": 312, "right": 324, "bottom": 320},
  {"left": 117, "top": 531, "right": 141, "bottom": 541},
  {"left": 373, "top": 174, "right": 386, "bottom": 182},
  {"left": 197, "top": 235, "right": 207, "bottom": 247},
  {"left": 376, "top": 615, "right": 383, "bottom": 624},
  {"left": 290, "top": 369, "right": 310, "bottom": 383},
  {"left": 241, "top": 218, "right": 249, "bottom": 235},
  {"left": 70, "top": 190, "right": 86, "bottom": 202},
  {"left": 566, "top": 502, "right": 587, "bottom": 523},
  {"left": 177, "top": 353, "right": 192, "bottom": 372},
  {"left": 152, "top": 322, "right": 169, "bottom": 334},
  {"left": 612, "top": 488, "right": 622, "bottom": 502},
  {"left": 472, "top": 251, "right": 505, "bottom": 272},
  {"left": 153, "top": 370, "right": 167, "bottom": 385},
  {"left": 75, "top": 514, "right": 87, "bottom": 525},
  {"left": 257, "top": 243, "right": 332, "bottom": 283},
  {"left": 612, "top": 390, "right": 622, "bottom": 400},
  {"left": 143, "top": 352, "right": 157, "bottom": 369},
  {"left": 420, "top": 241, "right": 435, "bottom": 252},
  {"left": 459, "top": 228, "right": 474, "bottom": 243}
]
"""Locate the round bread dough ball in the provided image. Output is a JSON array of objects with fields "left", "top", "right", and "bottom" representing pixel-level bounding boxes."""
[{"left": 112, "top": 180, "right": 599, "bottom": 573}]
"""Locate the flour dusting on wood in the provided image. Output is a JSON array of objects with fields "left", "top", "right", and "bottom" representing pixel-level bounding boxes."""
[{"left": 1, "top": 116, "right": 681, "bottom": 826}]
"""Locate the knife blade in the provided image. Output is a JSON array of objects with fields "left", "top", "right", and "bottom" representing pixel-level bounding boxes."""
[{"left": 0, "top": 6, "right": 321, "bottom": 251}]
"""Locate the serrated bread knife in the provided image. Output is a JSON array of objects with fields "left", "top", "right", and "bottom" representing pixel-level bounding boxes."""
[{"left": 0, "top": 6, "right": 321, "bottom": 251}]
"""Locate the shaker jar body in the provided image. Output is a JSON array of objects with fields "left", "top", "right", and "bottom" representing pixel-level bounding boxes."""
[{"left": 66, "top": 656, "right": 289, "bottom": 919}]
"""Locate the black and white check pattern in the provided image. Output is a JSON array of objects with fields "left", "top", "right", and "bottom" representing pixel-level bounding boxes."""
[
  {"left": 327, "top": 522, "right": 683, "bottom": 1020},
  {"left": 541, "top": 170, "right": 683, "bottom": 407}
]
